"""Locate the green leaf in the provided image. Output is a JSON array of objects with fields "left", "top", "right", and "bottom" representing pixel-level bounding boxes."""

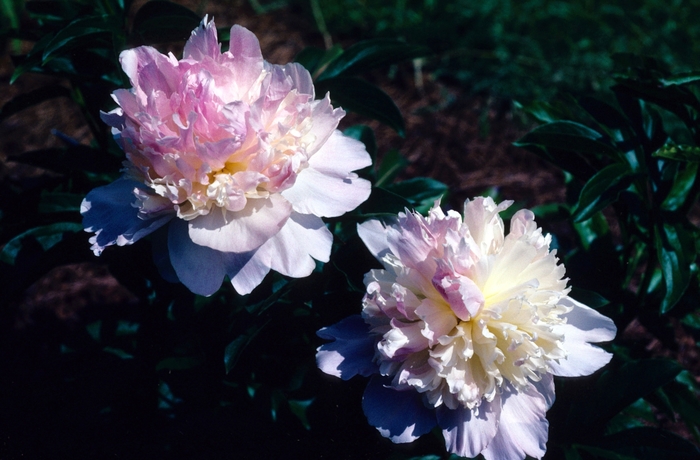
[
  {"left": 661, "top": 162, "right": 698, "bottom": 211},
  {"left": 384, "top": 178, "right": 448, "bottom": 214},
  {"left": 661, "top": 71, "right": 700, "bottom": 86},
  {"left": 0, "top": 223, "right": 83, "bottom": 265},
  {"left": 568, "top": 287, "right": 610, "bottom": 309},
  {"left": 38, "top": 192, "right": 84, "bottom": 214},
  {"left": 317, "top": 38, "right": 430, "bottom": 80},
  {"left": 375, "top": 149, "right": 409, "bottom": 187},
  {"left": 570, "top": 359, "right": 682, "bottom": 428},
  {"left": 0, "top": 85, "right": 71, "bottom": 122},
  {"left": 572, "top": 163, "right": 637, "bottom": 222},
  {"left": 131, "top": 0, "right": 202, "bottom": 44},
  {"left": 316, "top": 76, "right": 405, "bottom": 135},
  {"left": 652, "top": 143, "right": 700, "bottom": 162},
  {"left": 359, "top": 186, "right": 411, "bottom": 216},
  {"left": 294, "top": 45, "right": 343, "bottom": 77},
  {"left": 593, "top": 427, "right": 700, "bottom": 459},
  {"left": 42, "top": 15, "right": 121, "bottom": 64},
  {"left": 515, "top": 121, "right": 620, "bottom": 159},
  {"left": 155, "top": 356, "right": 203, "bottom": 371},
  {"left": 223, "top": 323, "right": 268, "bottom": 374},
  {"left": 655, "top": 222, "right": 693, "bottom": 313},
  {"left": 288, "top": 398, "right": 314, "bottom": 430}
]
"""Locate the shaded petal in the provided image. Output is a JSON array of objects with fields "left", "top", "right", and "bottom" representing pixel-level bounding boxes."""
[
  {"left": 257, "top": 212, "right": 332, "bottom": 277},
  {"left": 357, "top": 219, "right": 392, "bottom": 261},
  {"left": 280, "top": 62, "right": 314, "bottom": 96},
  {"left": 81, "top": 178, "right": 171, "bottom": 255},
  {"left": 532, "top": 373, "right": 555, "bottom": 410},
  {"left": 282, "top": 130, "right": 371, "bottom": 217},
  {"left": 549, "top": 296, "right": 616, "bottom": 377},
  {"left": 363, "top": 375, "right": 437, "bottom": 443},
  {"left": 316, "top": 315, "right": 378, "bottom": 379},
  {"left": 168, "top": 219, "right": 226, "bottom": 296},
  {"left": 481, "top": 383, "right": 548, "bottom": 460},
  {"left": 437, "top": 397, "right": 501, "bottom": 458},
  {"left": 188, "top": 195, "right": 292, "bottom": 253}
]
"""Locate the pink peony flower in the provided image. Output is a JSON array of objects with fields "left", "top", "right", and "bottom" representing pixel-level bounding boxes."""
[
  {"left": 81, "top": 18, "right": 371, "bottom": 296},
  {"left": 316, "top": 198, "right": 616, "bottom": 459}
]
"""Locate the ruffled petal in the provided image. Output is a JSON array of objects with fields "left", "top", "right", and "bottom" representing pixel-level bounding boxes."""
[
  {"left": 188, "top": 195, "right": 292, "bottom": 253},
  {"left": 81, "top": 178, "right": 172, "bottom": 255},
  {"left": 481, "top": 383, "right": 548, "bottom": 460},
  {"left": 168, "top": 219, "right": 226, "bottom": 296},
  {"left": 252, "top": 212, "right": 332, "bottom": 277},
  {"left": 437, "top": 397, "right": 501, "bottom": 458},
  {"left": 282, "top": 130, "right": 371, "bottom": 217},
  {"left": 363, "top": 375, "right": 437, "bottom": 443},
  {"left": 549, "top": 296, "right": 616, "bottom": 377},
  {"left": 316, "top": 315, "right": 378, "bottom": 379}
]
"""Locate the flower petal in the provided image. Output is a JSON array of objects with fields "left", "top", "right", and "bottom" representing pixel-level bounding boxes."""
[
  {"left": 282, "top": 130, "right": 371, "bottom": 217},
  {"left": 168, "top": 219, "right": 226, "bottom": 296},
  {"left": 481, "top": 383, "right": 548, "bottom": 460},
  {"left": 363, "top": 375, "right": 437, "bottom": 443},
  {"left": 227, "top": 252, "right": 270, "bottom": 295},
  {"left": 188, "top": 195, "right": 292, "bottom": 253},
  {"left": 183, "top": 17, "right": 220, "bottom": 61},
  {"left": 316, "top": 315, "right": 378, "bottom": 380},
  {"left": 549, "top": 296, "right": 616, "bottom": 377},
  {"left": 81, "top": 179, "right": 172, "bottom": 255},
  {"left": 437, "top": 397, "right": 501, "bottom": 458},
  {"left": 253, "top": 212, "right": 332, "bottom": 277},
  {"left": 357, "top": 219, "right": 393, "bottom": 260}
]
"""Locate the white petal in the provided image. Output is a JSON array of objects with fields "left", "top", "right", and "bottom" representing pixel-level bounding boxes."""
[
  {"left": 252, "top": 212, "right": 332, "bottom": 278},
  {"left": 437, "top": 397, "right": 501, "bottom": 458},
  {"left": 357, "top": 219, "right": 392, "bottom": 260},
  {"left": 482, "top": 383, "right": 549, "bottom": 460},
  {"left": 282, "top": 130, "right": 371, "bottom": 217},
  {"left": 226, "top": 251, "right": 270, "bottom": 295},
  {"left": 549, "top": 296, "right": 616, "bottom": 377},
  {"left": 188, "top": 195, "right": 292, "bottom": 253}
]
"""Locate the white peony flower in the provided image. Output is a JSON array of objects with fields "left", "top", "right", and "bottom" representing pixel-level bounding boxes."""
[{"left": 317, "top": 198, "right": 616, "bottom": 459}]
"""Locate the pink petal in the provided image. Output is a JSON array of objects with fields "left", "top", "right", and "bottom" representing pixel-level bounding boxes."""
[
  {"left": 183, "top": 17, "right": 220, "bottom": 61},
  {"left": 357, "top": 219, "right": 392, "bottom": 260}
]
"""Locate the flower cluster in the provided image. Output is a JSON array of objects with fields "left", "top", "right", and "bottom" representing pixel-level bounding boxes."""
[
  {"left": 81, "top": 18, "right": 371, "bottom": 296},
  {"left": 317, "top": 198, "right": 616, "bottom": 459}
]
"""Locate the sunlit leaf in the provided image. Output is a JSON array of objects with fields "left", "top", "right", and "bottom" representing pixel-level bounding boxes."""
[
  {"left": 661, "top": 162, "right": 698, "bottom": 211},
  {"left": 652, "top": 143, "right": 700, "bottom": 162}
]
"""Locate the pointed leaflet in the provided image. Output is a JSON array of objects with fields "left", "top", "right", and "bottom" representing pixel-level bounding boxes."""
[
  {"left": 655, "top": 222, "right": 693, "bottom": 314},
  {"left": 572, "top": 162, "right": 638, "bottom": 222},
  {"left": 317, "top": 38, "right": 430, "bottom": 81}
]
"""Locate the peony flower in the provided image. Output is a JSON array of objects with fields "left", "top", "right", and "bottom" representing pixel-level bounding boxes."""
[
  {"left": 81, "top": 18, "right": 371, "bottom": 296},
  {"left": 316, "top": 198, "right": 616, "bottom": 459}
]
